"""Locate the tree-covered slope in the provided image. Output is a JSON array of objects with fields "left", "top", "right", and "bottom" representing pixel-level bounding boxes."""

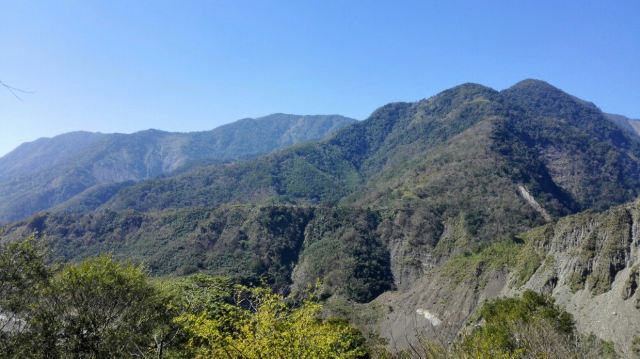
[
  {"left": 105, "top": 84, "right": 507, "bottom": 212},
  {"left": 5, "top": 79, "right": 640, "bottom": 296},
  {"left": 2, "top": 205, "right": 395, "bottom": 303},
  {"left": 103, "top": 80, "right": 640, "bottom": 248},
  {"left": 0, "top": 114, "right": 355, "bottom": 223},
  {"left": 4, "top": 79, "right": 640, "bottom": 353}
]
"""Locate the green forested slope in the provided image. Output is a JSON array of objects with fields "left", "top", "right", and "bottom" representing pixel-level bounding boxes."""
[
  {"left": 6, "top": 79, "right": 640, "bottom": 299},
  {"left": 4, "top": 79, "right": 640, "bottom": 354},
  {"left": 101, "top": 80, "right": 640, "bottom": 246}
]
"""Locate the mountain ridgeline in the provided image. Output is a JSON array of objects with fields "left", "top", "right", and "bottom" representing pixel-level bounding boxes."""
[
  {"left": 0, "top": 114, "right": 355, "bottom": 223},
  {"left": 4, "top": 79, "right": 640, "bottom": 353},
  {"left": 101, "top": 80, "right": 640, "bottom": 216}
]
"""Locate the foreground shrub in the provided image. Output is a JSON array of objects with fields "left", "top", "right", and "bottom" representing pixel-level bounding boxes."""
[
  {"left": 175, "top": 284, "right": 367, "bottom": 358},
  {"left": 0, "top": 238, "right": 367, "bottom": 358}
]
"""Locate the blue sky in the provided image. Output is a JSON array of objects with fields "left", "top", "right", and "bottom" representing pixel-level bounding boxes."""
[{"left": 1, "top": 0, "right": 638, "bottom": 156}]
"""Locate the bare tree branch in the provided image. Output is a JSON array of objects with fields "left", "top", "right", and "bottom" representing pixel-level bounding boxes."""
[{"left": 0, "top": 80, "right": 34, "bottom": 101}]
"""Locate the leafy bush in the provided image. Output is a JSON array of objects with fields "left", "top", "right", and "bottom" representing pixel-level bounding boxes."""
[{"left": 175, "top": 282, "right": 367, "bottom": 358}]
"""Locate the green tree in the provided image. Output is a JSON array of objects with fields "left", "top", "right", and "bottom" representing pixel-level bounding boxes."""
[
  {"left": 0, "top": 236, "right": 50, "bottom": 356},
  {"left": 174, "top": 281, "right": 367, "bottom": 358},
  {"left": 150, "top": 274, "right": 244, "bottom": 358},
  {"left": 30, "top": 256, "right": 166, "bottom": 358}
]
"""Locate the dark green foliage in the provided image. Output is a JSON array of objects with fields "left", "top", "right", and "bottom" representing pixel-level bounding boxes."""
[
  {"left": 457, "top": 291, "right": 578, "bottom": 358},
  {"left": 293, "top": 208, "right": 394, "bottom": 302},
  {"left": 0, "top": 244, "right": 167, "bottom": 358},
  {"left": 4, "top": 206, "right": 395, "bottom": 302},
  {"left": 476, "top": 290, "right": 575, "bottom": 336},
  {"left": 0, "top": 237, "right": 50, "bottom": 356},
  {"left": 97, "top": 80, "right": 640, "bottom": 264},
  {"left": 498, "top": 79, "right": 640, "bottom": 212},
  {"left": 0, "top": 241, "right": 368, "bottom": 358},
  {"left": 36, "top": 256, "right": 165, "bottom": 358}
]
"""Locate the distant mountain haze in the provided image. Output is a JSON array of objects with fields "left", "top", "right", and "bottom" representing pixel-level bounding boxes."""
[
  {"left": 604, "top": 113, "right": 640, "bottom": 136},
  {"left": 0, "top": 114, "right": 355, "bottom": 223}
]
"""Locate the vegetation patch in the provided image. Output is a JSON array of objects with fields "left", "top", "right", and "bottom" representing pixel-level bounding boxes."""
[
  {"left": 0, "top": 237, "right": 369, "bottom": 358},
  {"left": 511, "top": 233, "right": 545, "bottom": 287},
  {"left": 439, "top": 239, "right": 521, "bottom": 286}
]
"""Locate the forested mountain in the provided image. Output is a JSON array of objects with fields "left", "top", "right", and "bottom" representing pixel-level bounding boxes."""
[
  {"left": 102, "top": 80, "right": 640, "bottom": 217},
  {"left": 4, "top": 79, "right": 640, "bottom": 354},
  {"left": 0, "top": 114, "right": 355, "bottom": 223}
]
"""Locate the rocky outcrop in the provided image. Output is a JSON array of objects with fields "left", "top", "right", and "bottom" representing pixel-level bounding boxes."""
[
  {"left": 354, "top": 199, "right": 640, "bottom": 355},
  {"left": 504, "top": 199, "right": 640, "bottom": 355}
]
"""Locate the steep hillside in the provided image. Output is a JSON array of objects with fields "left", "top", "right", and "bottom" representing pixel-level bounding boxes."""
[
  {"left": 0, "top": 114, "right": 355, "bottom": 223},
  {"left": 497, "top": 198, "right": 640, "bottom": 353},
  {"left": 396, "top": 198, "right": 640, "bottom": 354},
  {"left": 104, "top": 80, "right": 640, "bottom": 249},
  {"left": 1, "top": 205, "right": 395, "bottom": 303},
  {"left": 10, "top": 80, "right": 640, "bottom": 287}
]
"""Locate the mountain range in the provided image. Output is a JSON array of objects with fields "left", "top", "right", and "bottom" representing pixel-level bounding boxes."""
[
  {"left": 2, "top": 79, "right": 640, "bottom": 354},
  {"left": 0, "top": 113, "right": 355, "bottom": 223}
]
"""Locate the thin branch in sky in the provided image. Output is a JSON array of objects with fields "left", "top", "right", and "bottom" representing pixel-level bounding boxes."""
[{"left": 0, "top": 80, "right": 34, "bottom": 101}]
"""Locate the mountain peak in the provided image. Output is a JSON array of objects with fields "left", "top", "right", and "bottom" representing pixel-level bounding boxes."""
[
  {"left": 510, "top": 78, "right": 555, "bottom": 88},
  {"left": 453, "top": 82, "right": 495, "bottom": 91},
  {"left": 0, "top": 114, "right": 355, "bottom": 223},
  {"left": 505, "top": 79, "right": 566, "bottom": 96},
  {"left": 441, "top": 82, "right": 497, "bottom": 97},
  {"left": 418, "top": 82, "right": 498, "bottom": 109},
  {"left": 502, "top": 78, "right": 601, "bottom": 116}
]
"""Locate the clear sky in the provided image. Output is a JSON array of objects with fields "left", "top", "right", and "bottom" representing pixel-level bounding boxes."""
[{"left": 1, "top": 0, "right": 638, "bottom": 156}]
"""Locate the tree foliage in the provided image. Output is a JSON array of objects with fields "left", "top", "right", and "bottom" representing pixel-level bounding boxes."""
[
  {"left": 0, "top": 238, "right": 368, "bottom": 358},
  {"left": 175, "top": 284, "right": 367, "bottom": 358},
  {"left": 0, "top": 236, "right": 50, "bottom": 355},
  {"left": 40, "top": 256, "right": 164, "bottom": 357}
]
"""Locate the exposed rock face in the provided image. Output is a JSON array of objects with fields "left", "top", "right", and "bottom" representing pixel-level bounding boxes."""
[
  {"left": 347, "top": 200, "right": 640, "bottom": 355},
  {"left": 518, "top": 185, "right": 552, "bottom": 221},
  {"left": 502, "top": 199, "right": 640, "bottom": 354},
  {"left": 370, "top": 268, "right": 509, "bottom": 351}
]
